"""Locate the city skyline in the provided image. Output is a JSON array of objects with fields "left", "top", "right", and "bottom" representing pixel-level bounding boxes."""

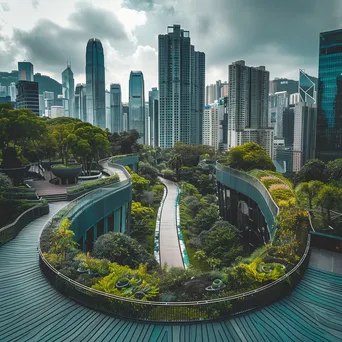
[{"left": 1, "top": 0, "right": 342, "bottom": 101}]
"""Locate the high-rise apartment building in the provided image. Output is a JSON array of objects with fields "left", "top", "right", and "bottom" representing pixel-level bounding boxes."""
[
  {"left": 50, "top": 106, "right": 65, "bottom": 118},
  {"left": 0, "top": 84, "right": 7, "bottom": 97},
  {"left": 159, "top": 24, "right": 205, "bottom": 148},
  {"left": 206, "top": 84, "right": 216, "bottom": 105},
  {"left": 299, "top": 70, "right": 317, "bottom": 105},
  {"left": 86, "top": 38, "right": 106, "bottom": 128},
  {"left": 105, "top": 90, "right": 110, "bottom": 130},
  {"left": 293, "top": 102, "right": 317, "bottom": 171},
  {"left": 75, "top": 84, "right": 87, "bottom": 121},
  {"left": 227, "top": 60, "right": 272, "bottom": 156},
  {"left": 18, "top": 62, "right": 34, "bottom": 82},
  {"left": 221, "top": 82, "right": 229, "bottom": 97},
  {"left": 218, "top": 96, "right": 228, "bottom": 151},
  {"left": 16, "top": 81, "right": 39, "bottom": 115},
  {"left": 122, "top": 103, "right": 129, "bottom": 132},
  {"left": 268, "top": 91, "right": 289, "bottom": 138},
  {"left": 62, "top": 65, "right": 75, "bottom": 117},
  {"left": 110, "top": 84, "right": 123, "bottom": 134},
  {"left": 316, "top": 28, "right": 342, "bottom": 162},
  {"left": 129, "top": 71, "right": 145, "bottom": 143},
  {"left": 145, "top": 102, "right": 149, "bottom": 145},
  {"left": 203, "top": 103, "right": 219, "bottom": 150},
  {"left": 289, "top": 93, "right": 300, "bottom": 105},
  {"left": 149, "top": 87, "right": 159, "bottom": 147}
]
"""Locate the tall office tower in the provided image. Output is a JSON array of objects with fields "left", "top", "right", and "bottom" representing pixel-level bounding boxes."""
[
  {"left": 227, "top": 60, "right": 272, "bottom": 156},
  {"left": 18, "top": 62, "right": 34, "bottom": 81},
  {"left": 218, "top": 96, "right": 228, "bottom": 151},
  {"left": 50, "top": 106, "right": 65, "bottom": 118},
  {"left": 145, "top": 102, "right": 149, "bottom": 144},
  {"left": 293, "top": 102, "right": 317, "bottom": 171},
  {"left": 129, "top": 71, "right": 145, "bottom": 143},
  {"left": 8, "top": 82, "right": 16, "bottom": 102},
  {"left": 75, "top": 84, "right": 87, "bottom": 121},
  {"left": 268, "top": 91, "right": 289, "bottom": 138},
  {"left": 289, "top": 93, "right": 300, "bottom": 105},
  {"left": 299, "top": 70, "right": 317, "bottom": 105},
  {"left": 110, "top": 84, "right": 123, "bottom": 133},
  {"left": 203, "top": 103, "right": 219, "bottom": 150},
  {"left": 221, "top": 82, "right": 229, "bottom": 97},
  {"left": 122, "top": 103, "right": 129, "bottom": 132},
  {"left": 216, "top": 80, "right": 222, "bottom": 101},
  {"left": 206, "top": 84, "right": 216, "bottom": 105},
  {"left": 159, "top": 24, "right": 205, "bottom": 148},
  {"left": 269, "top": 78, "right": 298, "bottom": 95},
  {"left": 316, "top": 29, "right": 342, "bottom": 162},
  {"left": 149, "top": 87, "right": 159, "bottom": 147},
  {"left": 105, "top": 90, "right": 110, "bottom": 130},
  {"left": 62, "top": 65, "right": 75, "bottom": 117},
  {"left": 0, "top": 84, "right": 7, "bottom": 97},
  {"left": 86, "top": 38, "right": 106, "bottom": 128},
  {"left": 282, "top": 105, "right": 295, "bottom": 147},
  {"left": 16, "top": 81, "right": 39, "bottom": 115}
]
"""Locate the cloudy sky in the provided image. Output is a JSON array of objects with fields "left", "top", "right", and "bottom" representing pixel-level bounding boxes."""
[{"left": 1, "top": 0, "right": 342, "bottom": 100}]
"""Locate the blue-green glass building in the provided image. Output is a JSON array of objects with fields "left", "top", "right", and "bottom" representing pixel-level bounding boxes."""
[
  {"left": 316, "top": 29, "right": 342, "bottom": 162},
  {"left": 86, "top": 38, "right": 106, "bottom": 129},
  {"left": 129, "top": 71, "right": 145, "bottom": 143}
]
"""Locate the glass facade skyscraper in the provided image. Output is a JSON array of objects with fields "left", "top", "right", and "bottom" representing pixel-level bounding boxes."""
[
  {"left": 129, "top": 71, "right": 145, "bottom": 143},
  {"left": 158, "top": 24, "right": 205, "bottom": 148},
  {"left": 316, "top": 29, "right": 342, "bottom": 162},
  {"left": 62, "top": 66, "right": 75, "bottom": 117},
  {"left": 18, "top": 62, "right": 34, "bottom": 82},
  {"left": 149, "top": 87, "right": 159, "bottom": 147},
  {"left": 110, "top": 84, "right": 123, "bottom": 133},
  {"left": 299, "top": 70, "right": 317, "bottom": 105},
  {"left": 75, "top": 84, "right": 87, "bottom": 121},
  {"left": 86, "top": 38, "right": 106, "bottom": 129},
  {"left": 16, "top": 81, "right": 39, "bottom": 115}
]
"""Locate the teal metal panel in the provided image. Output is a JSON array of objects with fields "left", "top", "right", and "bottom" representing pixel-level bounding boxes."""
[
  {"left": 114, "top": 208, "right": 121, "bottom": 232},
  {"left": 111, "top": 155, "right": 139, "bottom": 171},
  {"left": 216, "top": 164, "right": 279, "bottom": 240},
  {"left": 121, "top": 205, "right": 126, "bottom": 233}
]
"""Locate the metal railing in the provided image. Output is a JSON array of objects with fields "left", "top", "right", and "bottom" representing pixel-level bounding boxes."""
[
  {"left": 0, "top": 203, "right": 49, "bottom": 246},
  {"left": 38, "top": 161, "right": 312, "bottom": 322}
]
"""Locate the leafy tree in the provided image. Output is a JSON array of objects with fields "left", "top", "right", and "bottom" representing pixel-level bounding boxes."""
[
  {"left": 141, "top": 191, "right": 155, "bottom": 207},
  {"left": 325, "top": 159, "right": 342, "bottom": 185},
  {"left": 131, "top": 201, "right": 155, "bottom": 240},
  {"left": 315, "top": 185, "right": 341, "bottom": 222},
  {"left": 0, "top": 173, "right": 12, "bottom": 189},
  {"left": 169, "top": 153, "right": 183, "bottom": 181},
  {"left": 130, "top": 172, "right": 150, "bottom": 198},
  {"left": 183, "top": 196, "right": 203, "bottom": 215},
  {"left": 138, "top": 161, "right": 159, "bottom": 183},
  {"left": 173, "top": 142, "right": 214, "bottom": 167},
  {"left": 226, "top": 142, "right": 275, "bottom": 171},
  {"left": 296, "top": 181, "right": 324, "bottom": 210},
  {"left": 294, "top": 159, "right": 327, "bottom": 185},
  {"left": 192, "top": 204, "right": 219, "bottom": 234},
  {"left": 200, "top": 221, "right": 243, "bottom": 266},
  {"left": 108, "top": 130, "right": 140, "bottom": 155},
  {"left": 92, "top": 232, "right": 157, "bottom": 269}
]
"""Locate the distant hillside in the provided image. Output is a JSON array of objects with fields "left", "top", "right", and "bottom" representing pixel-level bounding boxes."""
[{"left": 0, "top": 71, "right": 62, "bottom": 99}]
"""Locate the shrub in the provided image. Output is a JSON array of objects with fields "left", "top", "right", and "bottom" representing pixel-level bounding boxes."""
[
  {"left": 92, "top": 232, "right": 157, "bottom": 270},
  {"left": 0, "top": 173, "right": 13, "bottom": 189},
  {"left": 67, "top": 174, "right": 120, "bottom": 194},
  {"left": 269, "top": 188, "right": 294, "bottom": 205},
  {"left": 269, "top": 184, "right": 290, "bottom": 192}
]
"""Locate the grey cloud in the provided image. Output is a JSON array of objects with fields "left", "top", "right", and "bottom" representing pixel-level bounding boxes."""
[
  {"left": 0, "top": 2, "right": 10, "bottom": 11},
  {"left": 130, "top": 0, "right": 342, "bottom": 79},
  {"left": 32, "top": 0, "right": 39, "bottom": 9},
  {"left": 123, "top": 0, "right": 154, "bottom": 11},
  {"left": 9, "top": 2, "right": 133, "bottom": 76}
]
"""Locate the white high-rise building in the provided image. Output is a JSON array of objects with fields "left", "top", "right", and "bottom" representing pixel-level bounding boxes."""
[
  {"left": 8, "top": 82, "right": 16, "bottom": 102},
  {"left": 0, "top": 84, "right": 7, "bottom": 97},
  {"left": 227, "top": 60, "right": 273, "bottom": 156},
  {"left": 203, "top": 103, "right": 219, "bottom": 150},
  {"left": 50, "top": 106, "right": 65, "bottom": 118},
  {"left": 62, "top": 65, "right": 75, "bottom": 117},
  {"left": 206, "top": 84, "right": 216, "bottom": 105},
  {"left": 289, "top": 93, "right": 300, "bottom": 105}
]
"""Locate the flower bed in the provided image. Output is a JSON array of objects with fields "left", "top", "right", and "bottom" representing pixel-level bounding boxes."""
[{"left": 67, "top": 174, "right": 120, "bottom": 194}]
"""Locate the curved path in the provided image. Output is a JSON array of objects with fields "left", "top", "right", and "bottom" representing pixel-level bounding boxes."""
[
  {"left": 1, "top": 205, "right": 342, "bottom": 341},
  {"left": 159, "top": 178, "right": 184, "bottom": 268}
]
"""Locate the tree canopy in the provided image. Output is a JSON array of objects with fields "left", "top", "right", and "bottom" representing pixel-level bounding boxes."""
[
  {"left": 294, "top": 159, "right": 327, "bottom": 185},
  {"left": 226, "top": 143, "right": 275, "bottom": 171}
]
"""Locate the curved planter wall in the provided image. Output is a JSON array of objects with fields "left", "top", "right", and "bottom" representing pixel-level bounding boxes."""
[
  {"left": 109, "top": 155, "right": 139, "bottom": 171},
  {"left": 39, "top": 161, "right": 311, "bottom": 323},
  {"left": 216, "top": 163, "right": 279, "bottom": 240}
]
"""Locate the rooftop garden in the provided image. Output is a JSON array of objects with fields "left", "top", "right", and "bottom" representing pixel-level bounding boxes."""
[{"left": 67, "top": 174, "right": 120, "bottom": 194}]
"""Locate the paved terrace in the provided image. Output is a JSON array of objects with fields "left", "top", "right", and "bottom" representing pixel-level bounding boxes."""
[
  {"left": 159, "top": 178, "right": 184, "bottom": 268},
  {"left": 1, "top": 204, "right": 342, "bottom": 341}
]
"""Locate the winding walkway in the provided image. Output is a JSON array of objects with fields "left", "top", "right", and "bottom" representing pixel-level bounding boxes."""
[
  {"left": 1, "top": 207, "right": 342, "bottom": 341},
  {"left": 159, "top": 178, "right": 184, "bottom": 268}
]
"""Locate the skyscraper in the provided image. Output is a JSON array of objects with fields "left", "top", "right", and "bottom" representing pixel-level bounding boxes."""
[
  {"left": 75, "top": 83, "right": 87, "bottom": 121},
  {"left": 203, "top": 103, "right": 219, "bottom": 150},
  {"left": 316, "top": 29, "right": 342, "bottom": 162},
  {"left": 129, "top": 71, "right": 145, "bottom": 143},
  {"left": 269, "top": 78, "right": 298, "bottom": 95},
  {"left": 18, "top": 62, "right": 34, "bottom": 82},
  {"left": 8, "top": 82, "right": 16, "bottom": 102},
  {"left": 110, "top": 84, "right": 123, "bottom": 133},
  {"left": 86, "top": 38, "right": 106, "bottom": 128},
  {"left": 105, "top": 90, "right": 110, "bottom": 130},
  {"left": 228, "top": 60, "right": 272, "bottom": 156},
  {"left": 149, "top": 87, "right": 159, "bottom": 147},
  {"left": 299, "top": 70, "right": 317, "bottom": 105},
  {"left": 158, "top": 24, "right": 205, "bottom": 148},
  {"left": 122, "top": 103, "right": 129, "bottom": 132},
  {"left": 268, "top": 91, "right": 289, "bottom": 138},
  {"left": 206, "top": 84, "right": 216, "bottom": 105},
  {"left": 16, "top": 81, "right": 39, "bottom": 115},
  {"left": 62, "top": 65, "right": 75, "bottom": 117}
]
